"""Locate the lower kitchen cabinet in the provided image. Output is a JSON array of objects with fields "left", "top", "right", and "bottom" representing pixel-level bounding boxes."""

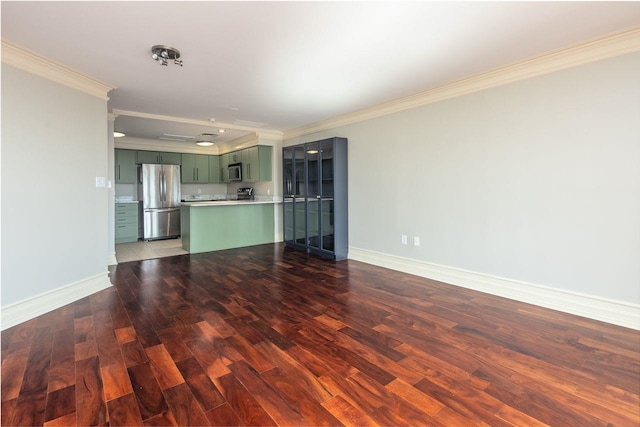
[
  {"left": 283, "top": 137, "right": 348, "bottom": 260},
  {"left": 115, "top": 203, "right": 139, "bottom": 243},
  {"left": 181, "top": 202, "right": 275, "bottom": 253}
]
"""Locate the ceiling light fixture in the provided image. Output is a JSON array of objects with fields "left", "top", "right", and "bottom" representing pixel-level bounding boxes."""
[
  {"left": 151, "top": 45, "right": 183, "bottom": 67},
  {"left": 196, "top": 133, "right": 217, "bottom": 147},
  {"left": 114, "top": 131, "right": 126, "bottom": 138}
]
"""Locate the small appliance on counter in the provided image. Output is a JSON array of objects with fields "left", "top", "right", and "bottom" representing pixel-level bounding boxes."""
[{"left": 237, "top": 187, "right": 254, "bottom": 200}]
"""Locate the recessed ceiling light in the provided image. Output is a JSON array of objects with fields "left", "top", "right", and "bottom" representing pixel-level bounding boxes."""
[
  {"left": 218, "top": 129, "right": 226, "bottom": 133},
  {"left": 230, "top": 107, "right": 239, "bottom": 111},
  {"left": 114, "top": 131, "right": 125, "bottom": 138},
  {"left": 196, "top": 141, "right": 214, "bottom": 147}
]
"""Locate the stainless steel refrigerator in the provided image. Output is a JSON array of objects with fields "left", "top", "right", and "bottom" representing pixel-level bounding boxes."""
[{"left": 137, "top": 164, "right": 181, "bottom": 240}]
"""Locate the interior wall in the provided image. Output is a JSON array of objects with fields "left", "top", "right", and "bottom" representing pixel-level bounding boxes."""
[
  {"left": 1, "top": 64, "right": 109, "bottom": 306},
  {"left": 285, "top": 52, "right": 640, "bottom": 305}
]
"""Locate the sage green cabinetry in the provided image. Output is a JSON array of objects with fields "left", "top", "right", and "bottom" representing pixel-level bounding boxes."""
[
  {"left": 115, "top": 149, "right": 137, "bottom": 184},
  {"left": 181, "top": 203, "right": 275, "bottom": 253},
  {"left": 181, "top": 154, "right": 209, "bottom": 183},
  {"left": 115, "top": 203, "right": 139, "bottom": 243},
  {"left": 136, "top": 151, "right": 182, "bottom": 165},
  {"left": 243, "top": 146, "right": 272, "bottom": 182},
  {"left": 229, "top": 151, "right": 243, "bottom": 164},
  {"left": 208, "top": 155, "right": 220, "bottom": 183},
  {"left": 220, "top": 153, "right": 230, "bottom": 183}
]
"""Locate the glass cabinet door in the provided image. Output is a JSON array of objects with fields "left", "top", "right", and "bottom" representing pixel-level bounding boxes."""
[
  {"left": 293, "top": 145, "right": 306, "bottom": 245},
  {"left": 306, "top": 142, "right": 321, "bottom": 250},
  {"left": 283, "top": 147, "right": 294, "bottom": 244},
  {"left": 319, "top": 139, "right": 335, "bottom": 252}
]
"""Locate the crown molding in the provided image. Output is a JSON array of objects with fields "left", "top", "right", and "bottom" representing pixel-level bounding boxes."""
[
  {"left": 1, "top": 39, "right": 115, "bottom": 101},
  {"left": 284, "top": 26, "right": 640, "bottom": 140},
  {"left": 115, "top": 136, "right": 219, "bottom": 155},
  {"left": 112, "top": 109, "right": 283, "bottom": 140},
  {"left": 219, "top": 132, "right": 260, "bottom": 154}
]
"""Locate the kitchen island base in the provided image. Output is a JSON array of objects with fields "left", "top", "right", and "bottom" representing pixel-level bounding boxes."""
[{"left": 181, "top": 202, "right": 275, "bottom": 253}]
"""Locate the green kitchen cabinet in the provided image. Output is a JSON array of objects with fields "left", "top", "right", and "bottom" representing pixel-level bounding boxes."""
[
  {"left": 181, "top": 203, "right": 275, "bottom": 253},
  {"left": 220, "top": 153, "right": 230, "bottom": 183},
  {"left": 181, "top": 153, "right": 209, "bottom": 183},
  {"left": 229, "top": 150, "right": 243, "bottom": 164},
  {"left": 136, "top": 151, "right": 182, "bottom": 165},
  {"left": 115, "top": 149, "right": 137, "bottom": 184},
  {"left": 243, "top": 146, "right": 272, "bottom": 182},
  {"left": 208, "top": 155, "right": 220, "bottom": 183},
  {"left": 115, "top": 203, "right": 139, "bottom": 243}
]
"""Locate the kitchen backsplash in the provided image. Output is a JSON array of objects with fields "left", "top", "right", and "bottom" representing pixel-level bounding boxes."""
[{"left": 115, "top": 182, "right": 278, "bottom": 200}]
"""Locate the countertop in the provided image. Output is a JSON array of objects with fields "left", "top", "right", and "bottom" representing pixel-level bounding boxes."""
[
  {"left": 115, "top": 200, "right": 139, "bottom": 204},
  {"left": 181, "top": 199, "right": 276, "bottom": 207}
]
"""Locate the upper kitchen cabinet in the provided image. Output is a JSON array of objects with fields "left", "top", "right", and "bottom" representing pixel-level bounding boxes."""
[
  {"left": 220, "top": 153, "right": 230, "bottom": 183},
  {"left": 208, "top": 155, "right": 220, "bottom": 183},
  {"left": 283, "top": 137, "right": 348, "bottom": 260},
  {"left": 136, "top": 151, "right": 182, "bottom": 165},
  {"left": 181, "top": 154, "right": 209, "bottom": 184},
  {"left": 115, "top": 149, "right": 137, "bottom": 184},
  {"left": 229, "top": 151, "right": 243, "bottom": 164},
  {"left": 243, "top": 146, "right": 273, "bottom": 182}
]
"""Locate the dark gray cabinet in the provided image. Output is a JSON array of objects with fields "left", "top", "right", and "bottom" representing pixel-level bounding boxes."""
[{"left": 283, "top": 137, "right": 348, "bottom": 260}]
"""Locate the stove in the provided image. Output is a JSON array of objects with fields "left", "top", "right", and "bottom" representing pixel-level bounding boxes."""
[{"left": 237, "top": 187, "right": 254, "bottom": 201}]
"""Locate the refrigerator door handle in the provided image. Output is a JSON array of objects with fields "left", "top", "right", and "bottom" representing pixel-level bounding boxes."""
[{"left": 161, "top": 169, "right": 166, "bottom": 202}]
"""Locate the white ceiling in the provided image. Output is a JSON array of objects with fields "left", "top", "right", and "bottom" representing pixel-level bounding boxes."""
[{"left": 2, "top": 1, "right": 640, "bottom": 146}]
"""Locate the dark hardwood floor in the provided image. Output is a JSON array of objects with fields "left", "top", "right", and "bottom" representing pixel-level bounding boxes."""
[{"left": 2, "top": 243, "right": 639, "bottom": 426}]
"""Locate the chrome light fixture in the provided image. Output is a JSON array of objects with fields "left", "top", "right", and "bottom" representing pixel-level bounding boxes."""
[{"left": 151, "top": 45, "right": 183, "bottom": 67}]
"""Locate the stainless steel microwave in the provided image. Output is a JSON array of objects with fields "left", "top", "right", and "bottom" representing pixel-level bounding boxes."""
[{"left": 228, "top": 163, "right": 242, "bottom": 181}]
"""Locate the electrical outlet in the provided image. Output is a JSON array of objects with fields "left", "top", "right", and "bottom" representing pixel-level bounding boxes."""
[
  {"left": 401, "top": 235, "right": 408, "bottom": 245},
  {"left": 414, "top": 236, "right": 420, "bottom": 246},
  {"left": 197, "top": 188, "right": 202, "bottom": 194}
]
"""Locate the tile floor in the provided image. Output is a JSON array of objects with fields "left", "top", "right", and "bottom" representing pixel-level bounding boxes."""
[{"left": 115, "top": 238, "right": 187, "bottom": 263}]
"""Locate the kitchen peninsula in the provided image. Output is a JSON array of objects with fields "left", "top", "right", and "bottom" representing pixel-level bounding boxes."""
[{"left": 181, "top": 199, "right": 275, "bottom": 253}]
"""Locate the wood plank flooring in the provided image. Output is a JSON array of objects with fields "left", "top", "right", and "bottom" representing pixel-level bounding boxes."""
[{"left": 2, "top": 243, "right": 639, "bottom": 426}]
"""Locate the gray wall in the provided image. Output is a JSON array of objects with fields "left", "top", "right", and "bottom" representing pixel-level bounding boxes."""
[
  {"left": 285, "top": 52, "right": 640, "bottom": 305},
  {"left": 1, "top": 64, "right": 109, "bottom": 305}
]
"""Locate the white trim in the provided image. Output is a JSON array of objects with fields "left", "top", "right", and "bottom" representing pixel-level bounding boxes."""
[
  {"left": 108, "top": 252, "right": 118, "bottom": 266},
  {"left": 1, "top": 272, "right": 112, "bottom": 330},
  {"left": 112, "top": 109, "right": 284, "bottom": 140},
  {"left": 284, "top": 26, "right": 640, "bottom": 139},
  {"left": 348, "top": 247, "right": 640, "bottom": 330},
  {"left": 114, "top": 136, "right": 220, "bottom": 155},
  {"left": 1, "top": 39, "right": 115, "bottom": 100}
]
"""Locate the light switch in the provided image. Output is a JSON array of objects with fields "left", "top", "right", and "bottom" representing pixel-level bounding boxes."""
[{"left": 95, "top": 176, "right": 106, "bottom": 188}]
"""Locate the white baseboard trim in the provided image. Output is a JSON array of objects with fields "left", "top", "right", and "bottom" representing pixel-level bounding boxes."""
[
  {"left": 1, "top": 272, "right": 112, "bottom": 330},
  {"left": 108, "top": 252, "right": 118, "bottom": 266},
  {"left": 349, "top": 247, "right": 640, "bottom": 330}
]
